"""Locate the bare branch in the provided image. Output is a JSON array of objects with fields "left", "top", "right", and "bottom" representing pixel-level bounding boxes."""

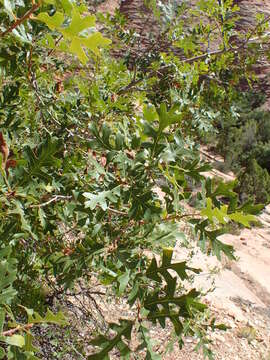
[
  {"left": 2, "top": 323, "right": 33, "bottom": 337},
  {"left": 30, "top": 195, "right": 73, "bottom": 208}
]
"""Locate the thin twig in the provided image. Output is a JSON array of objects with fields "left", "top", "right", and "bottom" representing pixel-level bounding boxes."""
[
  {"left": 161, "top": 212, "right": 201, "bottom": 222},
  {"left": 2, "top": 323, "right": 33, "bottom": 337},
  {"left": 107, "top": 207, "right": 129, "bottom": 216},
  {"left": 30, "top": 195, "right": 72, "bottom": 208},
  {"left": 47, "top": 35, "right": 64, "bottom": 57},
  {"left": 66, "top": 290, "right": 106, "bottom": 297},
  {"left": 238, "top": 13, "right": 270, "bottom": 50},
  {"left": 117, "top": 18, "right": 270, "bottom": 95},
  {"left": 0, "top": 3, "right": 40, "bottom": 38}
]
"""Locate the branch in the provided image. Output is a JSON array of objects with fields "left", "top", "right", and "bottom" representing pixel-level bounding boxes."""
[
  {"left": 239, "top": 13, "right": 270, "bottom": 49},
  {"left": 117, "top": 19, "right": 270, "bottom": 95},
  {"left": 30, "top": 195, "right": 72, "bottom": 208},
  {"left": 117, "top": 66, "right": 170, "bottom": 94},
  {"left": 107, "top": 207, "right": 129, "bottom": 216},
  {"left": 47, "top": 34, "right": 63, "bottom": 57},
  {"left": 0, "top": 3, "right": 40, "bottom": 38},
  {"left": 66, "top": 290, "right": 106, "bottom": 297},
  {"left": 162, "top": 212, "right": 201, "bottom": 222},
  {"left": 2, "top": 323, "right": 33, "bottom": 337}
]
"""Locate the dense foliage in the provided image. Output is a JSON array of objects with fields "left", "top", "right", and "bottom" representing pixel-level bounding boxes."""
[
  {"left": 211, "top": 92, "right": 270, "bottom": 203},
  {"left": 0, "top": 0, "right": 269, "bottom": 358}
]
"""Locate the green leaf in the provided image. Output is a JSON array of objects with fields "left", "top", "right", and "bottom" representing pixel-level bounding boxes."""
[
  {"left": 8, "top": 200, "right": 34, "bottom": 236},
  {"left": 157, "top": 102, "right": 169, "bottom": 133},
  {"left": 36, "top": 12, "right": 65, "bottom": 30},
  {"left": 143, "top": 104, "right": 158, "bottom": 122},
  {"left": 211, "top": 238, "right": 235, "bottom": 261},
  {"left": 81, "top": 32, "right": 112, "bottom": 55},
  {"left": 128, "top": 282, "right": 139, "bottom": 305},
  {"left": 88, "top": 320, "right": 133, "bottom": 359},
  {"left": 83, "top": 186, "right": 120, "bottom": 211},
  {"left": 0, "top": 311, "right": 4, "bottom": 333},
  {"left": 145, "top": 288, "right": 206, "bottom": 312},
  {"left": 12, "top": 25, "right": 32, "bottom": 44},
  {"left": 38, "top": 207, "right": 46, "bottom": 228},
  {"left": 228, "top": 212, "right": 256, "bottom": 227},
  {"left": 138, "top": 325, "right": 161, "bottom": 360},
  {"left": 144, "top": 288, "right": 207, "bottom": 334},
  {"left": 0, "top": 247, "right": 17, "bottom": 305},
  {"left": 118, "top": 270, "right": 130, "bottom": 295},
  {"left": 4, "top": 334, "right": 25, "bottom": 348},
  {"left": 63, "top": 10, "right": 95, "bottom": 36},
  {"left": 24, "top": 333, "right": 39, "bottom": 353},
  {"left": 157, "top": 103, "right": 182, "bottom": 134},
  {"left": 146, "top": 248, "right": 201, "bottom": 286},
  {"left": 28, "top": 309, "right": 68, "bottom": 326},
  {"left": 0, "top": 347, "right": 5, "bottom": 359},
  {"left": 69, "top": 36, "right": 88, "bottom": 64},
  {"left": 238, "top": 201, "right": 264, "bottom": 215}
]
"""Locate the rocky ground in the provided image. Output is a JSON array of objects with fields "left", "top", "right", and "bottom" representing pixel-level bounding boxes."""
[
  {"left": 125, "top": 158, "right": 270, "bottom": 359},
  {"left": 84, "top": 205, "right": 270, "bottom": 359},
  {"left": 81, "top": 149, "right": 270, "bottom": 359},
  {"left": 171, "top": 209, "right": 270, "bottom": 359}
]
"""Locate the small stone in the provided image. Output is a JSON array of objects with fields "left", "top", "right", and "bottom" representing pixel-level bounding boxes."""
[{"left": 215, "top": 334, "right": 226, "bottom": 343}]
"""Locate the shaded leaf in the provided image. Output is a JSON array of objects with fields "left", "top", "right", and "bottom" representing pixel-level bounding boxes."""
[{"left": 88, "top": 320, "right": 133, "bottom": 359}]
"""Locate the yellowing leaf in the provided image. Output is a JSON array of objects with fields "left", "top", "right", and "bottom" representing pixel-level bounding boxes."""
[
  {"left": 62, "top": 9, "right": 95, "bottom": 37},
  {"left": 201, "top": 198, "right": 214, "bottom": 221},
  {"left": 61, "top": 0, "right": 73, "bottom": 15},
  {"left": 202, "top": 198, "right": 257, "bottom": 228},
  {"left": 229, "top": 212, "right": 256, "bottom": 227},
  {"left": 36, "top": 12, "right": 65, "bottom": 30},
  {"left": 4, "top": 334, "right": 25, "bottom": 348},
  {"left": 81, "top": 32, "right": 111, "bottom": 56},
  {"left": 201, "top": 198, "right": 229, "bottom": 224},
  {"left": 69, "top": 37, "right": 88, "bottom": 64}
]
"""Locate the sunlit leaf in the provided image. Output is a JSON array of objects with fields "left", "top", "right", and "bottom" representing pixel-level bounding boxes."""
[{"left": 36, "top": 12, "right": 65, "bottom": 30}]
